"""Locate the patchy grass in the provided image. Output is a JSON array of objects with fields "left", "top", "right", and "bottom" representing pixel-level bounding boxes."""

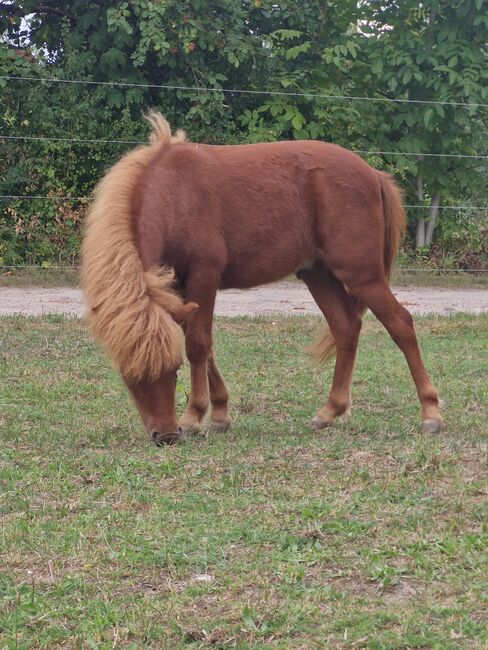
[
  {"left": 0, "top": 267, "right": 79, "bottom": 288},
  {"left": 2, "top": 265, "right": 488, "bottom": 289},
  {"left": 391, "top": 253, "right": 488, "bottom": 288},
  {"left": 1, "top": 314, "right": 487, "bottom": 648},
  {"left": 390, "top": 269, "right": 488, "bottom": 289}
]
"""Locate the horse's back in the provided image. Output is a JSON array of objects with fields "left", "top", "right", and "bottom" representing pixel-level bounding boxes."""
[
  {"left": 136, "top": 139, "right": 384, "bottom": 288},
  {"left": 145, "top": 139, "right": 380, "bottom": 230}
]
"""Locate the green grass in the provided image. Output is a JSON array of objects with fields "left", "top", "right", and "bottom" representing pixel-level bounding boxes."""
[
  {"left": 2, "top": 265, "right": 488, "bottom": 288},
  {"left": 391, "top": 253, "right": 488, "bottom": 288},
  {"left": 390, "top": 269, "right": 488, "bottom": 288},
  {"left": 0, "top": 267, "right": 79, "bottom": 288},
  {"left": 1, "top": 314, "right": 487, "bottom": 648}
]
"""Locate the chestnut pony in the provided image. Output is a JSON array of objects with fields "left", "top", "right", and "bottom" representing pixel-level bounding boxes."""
[{"left": 82, "top": 112, "right": 442, "bottom": 445}]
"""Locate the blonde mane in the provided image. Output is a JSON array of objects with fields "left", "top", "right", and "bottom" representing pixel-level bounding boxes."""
[
  {"left": 145, "top": 110, "right": 186, "bottom": 146},
  {"left": 81, "top": 113, "right": 186, "bottom": 380}
]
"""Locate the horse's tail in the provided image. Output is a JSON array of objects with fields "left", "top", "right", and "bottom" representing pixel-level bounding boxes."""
[
  {"left": 311, "top": 171, "right": 405, "bottom": 364},
  {"left": 378, "top": 170, "right": 406, "bottom": 280},
  {"left": 81, "top": 113, "right": 187, "bottom": 381},
  {"left": 310, "top": 293, "right": 366, "bottom": 364}
]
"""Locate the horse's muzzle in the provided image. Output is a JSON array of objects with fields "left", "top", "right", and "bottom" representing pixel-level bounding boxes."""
[{"left": 151, "top": 428, "right": 182, "bottom": 446}]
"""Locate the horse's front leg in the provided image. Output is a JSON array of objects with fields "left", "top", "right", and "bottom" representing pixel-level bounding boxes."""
[
  {"left": 178, "top": 269, "right": 219, "bottom": 436},
  {"left": 207, "top": 351, "right": 232, "bottom": 433}
]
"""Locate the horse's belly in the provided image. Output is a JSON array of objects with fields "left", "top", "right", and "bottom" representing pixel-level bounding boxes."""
[{"left": 220, "top": 236, "right": 313, "bottom": 289}]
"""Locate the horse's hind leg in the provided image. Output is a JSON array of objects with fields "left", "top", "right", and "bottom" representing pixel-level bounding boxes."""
[
  {"left": 345, "top": 276, "right": 442, "bottom": 432},
  {"left": 207, "top": 351, "right": 232, "bottom": 433},
  {"left": 297, "top": 262, "right": 362, "bottom": 428}
]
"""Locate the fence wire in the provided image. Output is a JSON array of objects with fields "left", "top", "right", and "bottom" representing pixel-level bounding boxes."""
[
  {"left": 1, "top": 133, "right": 487, "bottom": 159},
  {"left": 2, "top": 74, "right": 488, "bottom": 109},
  {"left": 1, "top": 265, "right": 487, "bottom": 273},
  {"left": 1, "top": 76, "right": 486, "bottom": 272},
  {"left": 0, "top": 194, "right": 487, "bottom": 212}
]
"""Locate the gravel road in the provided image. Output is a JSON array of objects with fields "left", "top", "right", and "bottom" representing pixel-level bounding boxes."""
[{"left": 1, "top": 282, "right": 487, "bottom": 317}]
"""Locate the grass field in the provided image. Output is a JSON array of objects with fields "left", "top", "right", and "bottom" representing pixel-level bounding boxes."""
[
  {"left": 1, "top": 314, "right": 487, "bottom": 649},
  {"left": 0, "top": 268, "right": 79, "bottom": 288},
  {"left": 1, "top": 266, "right": 488, "bottom": 289}
]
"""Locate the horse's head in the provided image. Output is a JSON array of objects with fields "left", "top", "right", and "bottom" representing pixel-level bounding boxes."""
[
  {"left": 124, "top": 372, "right": 181, "bottom": 444},
  {"left": 123, "top": 301, "right": 199, "bottom": 445}
]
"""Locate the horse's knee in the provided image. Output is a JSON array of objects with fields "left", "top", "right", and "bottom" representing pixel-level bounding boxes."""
[
  {"left": 186, "top": 335, "right": 211, "bottom": 364},
  {"left": 350, "top": 313, "right": 363, "bottom": 336},
  {"left": 333, "top": 313, "right": 362, "bottom": 351}
]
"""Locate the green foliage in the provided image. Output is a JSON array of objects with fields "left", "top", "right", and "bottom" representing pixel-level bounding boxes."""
[
  {"left": 0, "top": 0, "right": 486, "bottom": 263},
  {"left": 361, "top": 1, "right": 488, "bottom": 204},
  {"left": 432, "top": 208, "right": 488, "bottom": 268}
]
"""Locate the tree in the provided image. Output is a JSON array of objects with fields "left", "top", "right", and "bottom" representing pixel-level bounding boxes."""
[
  {"left": 1, "top": 0, "right": 486, "bottom": 263},
  {"left": 237, "top": 0, "right": 364, "bottom": 143},
  {"left": 362, "top": 0, "right": 488, "bottom": 248},
  {"left": 0, "top": 0, "right": 280, "bottom": 262},
  {"left": 0, "top": 0, "right": 279, "bottom": 141}
]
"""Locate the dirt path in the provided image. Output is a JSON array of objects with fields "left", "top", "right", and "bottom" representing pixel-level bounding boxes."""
[{"left": 1, "top": 282, "right": 487, "bottom": 317}]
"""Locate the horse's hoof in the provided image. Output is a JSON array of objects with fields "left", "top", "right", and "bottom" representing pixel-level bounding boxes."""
[
  {"left": 208, "top": 420, "right": 231, "bottom": 434},
  {"left": 178, "top": 422, "right": 202, "bottom": 436},
  {"left": 421, "top": 419, "right": 443, "bottom": 434},
  {"left": 151, "top": 430, "right": 180, "bottom": 446},
  {"left": 310, "top": 416, "right": 331, "bottom": 430}
]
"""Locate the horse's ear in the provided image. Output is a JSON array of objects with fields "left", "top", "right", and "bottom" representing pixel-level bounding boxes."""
[{"left": 171, "top": 301, "right": 199, "bottom": 324}]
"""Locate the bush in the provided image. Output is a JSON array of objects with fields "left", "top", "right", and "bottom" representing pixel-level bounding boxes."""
[{"left": 432, "top": 209, "right": 488, "bottom": 270}]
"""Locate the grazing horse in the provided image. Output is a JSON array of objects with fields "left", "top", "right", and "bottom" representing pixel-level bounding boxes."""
[{"left": 81, "top": 112, "right": 442, "bottom": 445}]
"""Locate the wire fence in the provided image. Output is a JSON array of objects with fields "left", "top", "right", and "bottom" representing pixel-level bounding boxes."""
[
  {"left": 0, "top": 194, "right": 487, "bottom": 212},
  {"left": 1, "top": 133, "right": 487, "bottom": 159},
  {"left": 1, "top": 75, "right": 486, "bottom": 275},
  {"left": 1, "top": 265, "right": 487, "bottom": 273},
  {"left": 2, "top": 74, "right": 488, "bottom": 109},
  {"left": 1, "top": 75, "right": 487, "bottom": 158},
  {"left": 0, "top": 134, "right": 143, "bottom": 145}
]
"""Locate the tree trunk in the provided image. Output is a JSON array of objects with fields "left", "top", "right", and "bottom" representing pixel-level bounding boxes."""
[
  {"left": 416, "top": 220, "right": 426, "bottom": 248},
  {"left": 415, "top": 175, "right": 426, "bottom": 248},
  {"left": 414, "top": 172, "right": 440, "bottom": 249},
  {"left": 425, "top": 194, "right": 441, "bottom": 246}
]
